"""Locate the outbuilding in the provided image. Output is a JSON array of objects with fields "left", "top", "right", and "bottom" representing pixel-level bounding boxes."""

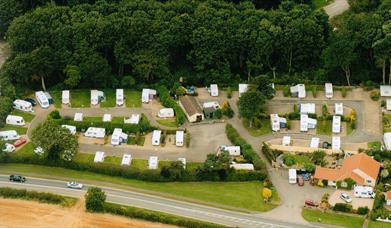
[
  {"left": 116, "top": 89, "right": 124, "bottom": 106},
  {"left": 141, "top": 88, "right": 157, "bottom": 103},
  {"left": 282, "top": 136, "right": 291, "bottom": 146},
  {"left": 111, "top": 128, "right": 128, "bottom": 146},
  {"left": 158, "top": 108, "right": 175, "bottom": 118},
  {"left": 94, "top": 151, "right": 105, "bottom": 163},
  {"left": 152, "top": 130, "right": 161, "bottom": 146},
  {"left": 335, "top": 103, "right": 343, "bottom": 115},
  {"left": 13, "top": 99, "right": 33, "bottom": 112},
  {"left": 0, "top": 130, "right": 20, "bottom": 141},
  {"left": 91, "top": 90, "right": 105, "bottom": 105},
  {"left": 74, "top": 113, "right": 83, "bottom": 121},
  {"left": 300, "top": 103, "right": 315, "bottom": 114},
  {"left": 61, "top": 125, "right": 76, "bottom": 135},
  {"left": 332, "top": 136, "right": 341, "bottom": 150},
  {"left": 35, "top": 91, "right": 49, "bottom": 109},
  {"left": 384, "top": 132, "right": 391, "bottom": 150},
  {"left": 270, "top": 114, "right": 280, "bottom": 132},
  {"left": 178, "top": 157, "right": 186, "bottom": 169},
  {"left": 210, "top": 84, "right": 219, "bottom": 97},
  {"left": 176, "top": 131, "right": 184, "bottom": 147},
  {"left": 6, "top": 115, "right": 25, "bottom": 126},
  {"left": 380, "top": 85, "right": 391, "bottom": 97},
  {"left": 121, "top": 154, "right": 132, "bottom": 166},
  {"left": 325, "top": 83, "right": 333, "bottom": 99},
  {"left": 62, "top": 90, "right": 70, "bottom": 105},
  {"left": 102, "top": 114, "right": 112, "bottom": 122},
  {"left": 230, "top": 163, "right": 254, "bottom": 170},
  {"left": 332, "top": 115, "right": 341, "bottom": 133},
  {"left": 124, "top": 114, "right": 140, "bottom": 124},
  {"left": 238, "top": 84, "right": 249, "bottom": 97},
  {"left": 84, "top": 127, "right": 105, "bottom": 138},
  {"left": 310, "top": 137, "right": 320, "bottom": 148},
  {"left": 179, "top": 96, "right": 204, "bottom": 123},
  {"left": 220, "top": 145, "right": 241, "bottom": 156},
  {"left": 148, "top": 156, "right": 158, "bottom": 169}
]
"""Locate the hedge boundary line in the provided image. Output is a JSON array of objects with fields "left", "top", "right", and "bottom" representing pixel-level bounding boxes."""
[{"left": 157, "top": 85, "right": 185, "bottom": 125}]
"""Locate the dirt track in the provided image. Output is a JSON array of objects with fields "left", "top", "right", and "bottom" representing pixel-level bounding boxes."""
[{"left": 0, "top": 198, "right": 174, "bottom": 228}]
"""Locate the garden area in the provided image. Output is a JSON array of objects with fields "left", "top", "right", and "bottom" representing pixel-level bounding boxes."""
[{"left": 302, "top": 208, "right": 365, "bottom": 228}]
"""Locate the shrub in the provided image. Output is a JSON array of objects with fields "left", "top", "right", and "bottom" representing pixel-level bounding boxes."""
[
  {"left": 311, "top": 86, "right": 317, "bottom": 98},
  {"left": 381, "top": 100, "right": 386, "bottom": 108},
  {"left": 282, "top": 154, "right": 295, "bottom": 166},
  {"left": 226, "top": 87, "right": 232, "bottom": 99},
  {"left": 322, "top": 103, "right": 329, "bottom": 117},
  {"left": 49, "top": 110, "right": 61, "bottom": 119},
  {"left": 85, "top": 187, "right": 106, "bottom": 212},
  {"left": 333, "top": 203, "right": 352, "bottom": 212},
  {"left": 357, "top": 206, "right": 369, "bottom": 215},
  {"left": 370, "top": 91, "right": 380, "bottom": 101},
  {"left": 0, "top": 96, "right": 13, "bottom": 128},
  {"left": 214, "top": 109, "right": 222, "bottom": 119},
  {"left": 341, "top": 87, "right": 347, "bottom": 98},
  {"left": 283, "top": 86, "right": 290, "bottom": 97}
]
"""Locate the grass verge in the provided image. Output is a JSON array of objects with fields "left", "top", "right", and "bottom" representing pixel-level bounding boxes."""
[
  {"left": 157, "top": 119, "right": 178, "bottom": 127},
  {"left": 49, "top": 90, "right": 62, "bottom": 108},
  {"left": 316, "top": 119, "right": 332, "bottom": 136},
  {"left": 100, "top": 89, "right": 116, "bottom": 107},
  {"left": 302, "top": 208, "right": 364, "bottom": 228},
  {"left": 368, "top": 220, "right": 391, "bottom": 228},
  {"left": 124, "top": 90, "right": 141, "bottom": 107},
  {"left": 70, "top": 90, "right": 90, "bottom": 108},
  {"left": 243, "top": 119, "right": 272, "bottom": 137}
]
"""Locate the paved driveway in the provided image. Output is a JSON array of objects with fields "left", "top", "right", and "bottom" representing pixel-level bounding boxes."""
[{"left": 329, "top": 190, "right": 374, "bottom": 210}]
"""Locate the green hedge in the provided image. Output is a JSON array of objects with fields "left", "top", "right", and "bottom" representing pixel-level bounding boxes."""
[
  {"left": 0, "top": 96, "right": 13, "bottom": 128},
  {"left": 104, "top": 202, "right": 226, "bottom": 228},
  {"left": 333, "top": 203, "right": 352, "bottom": 213},
  {"left": 157, "top": 85, "right": 185, "bottom": 125},
  {"left": 0, "top": 187, "right": 76, "bottom": 207}
]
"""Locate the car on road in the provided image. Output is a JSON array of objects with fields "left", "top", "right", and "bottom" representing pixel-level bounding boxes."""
[
  {"left": 297, "top": 175, "right": 304, "bottom": 186},
  {"left": 305, "top": 199, "right": 319, "bottom": 207},
  {"left": 14, "top": 137, "right": 27, "bottom": 148},
  {"left": 9, "top": 175, "right": 26, "bottom": 182},
  {"left": 340, "top": 193, "right": 352, "bottom": 203},
  {"left": 24, "top": 98, "right": 37, "bottom": 106},
  {"left": 67, "top": 182, "right": 83, "bottom": 189},
  {"left": 2, "top": 143, "right": 15, "bottom": 152}
]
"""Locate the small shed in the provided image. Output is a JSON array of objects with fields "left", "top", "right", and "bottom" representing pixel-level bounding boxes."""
[
  {"left": 178, "top": 157, "right": 186, "bottom": 169},
  {"left": 0, "top": 130, "right": 20, "bottom": 141},
  {"left": 176, "top": 131, "right": 184, "bottom": 147},
  {"left": 310, "top": 137, "right": 320, "bottom": 148},
  {"left": 230, "top": 163, "right": 254, "bottom": 170},
  {"left": 270, "top": 114, "right": 280, "bottom": 132},
  {"left": 335, "top": 103, "right": 343, "bottom": 115},
  {"left": 210, "top": 84, "right": 219, "bottom": 97},
  {"left": 300, "top": 103, "right": 315, "bottom": 114},
  {"left": 300, "top": 114, "right": 308, "bottom": 132},
  {"left": 152, "top": 130, "right": 161, "bottom": 146},
  {"left": 220, "top": 145, "right": 241, "bottom": 156},
  {"left": 141, "top": 88, "right": 156, "bottom": 103},
  {"left": 325, "top": 83, "right": 333, "bottom": 99},
  {"left": 74, "top": 113, "right": 83, "bottom": 121},
  {"left": 380, "top": 85, "right": 391, "bottom": 97},
  {"left": 6, "top": 115, "right": 25, "bottom": 126},
  {"left": 116, "top": 89, "right": 124, "bottom": 106},
  {"left": 13, "top": 99, "right": 33, "bottom": 112},
  {"left": 158, "top": 108, "right": 175, "bottom": 118},
  {"left": 124, "top": 114, "right": 140, "bottom": 124},
  {"left": 384, "top": 133, "right": 391, "bottom": 150},
  {"left": 332, "top": 115, "right": 341, "bottom": 133},
  {"left": 84, "top": 127, "right": 105, "bottom": 138},
  {"left": 94, "top": 151, "right": 105, "bottom": 163},
  {"left": 61, "top": 125, "right": 76, "bottom": 135},
  {"left": 102, "top": 114, "right": 112, "bottom": 122},
  {"left": 238, "top": 84, "right": 249, "bottom": 97},
  {"left": 148, "top": 156, "right": 158, "bottom": 169},
  {"left": 62, "top": 90, "right": 70, "bottom": 105},
  {"left": 179, "top": 96, "right": 204, "bottom": 123},
  {"left": 282, "top": 136, "right": 291, "bottom": 146},
  {"left": 121, "top": 154, "right": 132, "bottom": 166}
]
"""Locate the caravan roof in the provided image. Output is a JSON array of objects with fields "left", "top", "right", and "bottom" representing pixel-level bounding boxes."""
[
  {"left": 176, "top": 131, "right": 184, "bottom": 147},
  {"left": 381, "top": 85, "right": 391, "bottom": 97},
  {"left": 203, "top": 101, "right": 220, "bottom": 109},
  {"left": 387, "top": 99, "right": 391, "bottom": 111},
  {"left": 230, "top": 163, "right": 254, "bottom": 170},
  {"left": 148, "top": 156, "right": 158, "bottom": 169},
  {"left": 300, "top": 103, "right": 315, "bottom": 114},
  {"left": 332, "top": 115, "right": 341, "bottom": 133},
  {"left": 61, "top": 125, "right": 76, "bottom": 135},
  {"left": 384, "top": 133, "right": 391, "bottom": 150},
  {"left": 298, "top": 84, "right": 306, "bottom": 98},
  {"left": 270, "top": 114, "right": 280, "bottom": 132},
  {"left": 6, "top": 115, "right": 25, "bottom": 126},
  {"left": 332, "top": 136, "right": 341, "bottom": 150},
  {"left": 300, "top": 114, "right": 309, "bottom": 132},
  {"left": 158, "top": 108, "right": 174, "bottom": 118},
  {"left": 282, "top": 136, "right": 291, "bottom": 146},
  {"left": 0, "top": 130, "right": 20, "bottom": 140},
  {"left": 238, "top": 84, "right": 249, "bottom": 97},
  {"left": 102, "top": 114, "right": 112, "bottom": 122},
  {"left": 121, "top": 154, "right": 132, "bottom": 166},
  {"left": 35, "top": 91, "right": 49, "bottom": 108},
  {"left": 124, "top": 114, "right": 140, "bottom": 124},
  {"left": 221, "top": 145, "right": 241, "bottom": 156},
  {"left": 310, "top": 137, "right": 320, "bottom": 148},
  {"left": 325, "top": 83, "right": 333, "bottom": 98},
  {"left": 152, "top": 130, "right": 162, "bottom": 146},
  {"left": 116, "top": 89, "right": 124, "bottom": 106},
  {"left": 13, "top": 99, "right": 33, "bottom": 112},
  {"left": 84, "top": 127, "right": 105, "bottom": 138},
  {"left": 74, "top": 113, "right": 83, "bottom": 121},
  {"left": 335, "top": 103, "right": 343, "bottom": 115},
  {"left": 94, "top": 151, "right": 105, "bottom": 163},
  {"left": 62, "top": 90, "right": 70, "bottom": 104},
  {"left": 210, "top": 84, "right": 218, "bottom": 96}
]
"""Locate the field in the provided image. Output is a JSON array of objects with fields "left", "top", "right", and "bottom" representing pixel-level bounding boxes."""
[
  {"left": 70, "top": 90, "right": 91, "bottom": 108},
  {"left": 302, "top": 209, "right": 364, "bottom": 228},
  {"left": 124, "top": 90, "right": 142, "bottom": 107},
  {"left": 243, "top": 118, "right": 272, "bottom": 137},
  {"left": 316, "top": 120, "right": 332, "bottom": 135}
]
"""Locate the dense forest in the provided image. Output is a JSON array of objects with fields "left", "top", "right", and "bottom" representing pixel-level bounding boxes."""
[{"left": 0, "top": 0, "right": 390, "bottom": 97}]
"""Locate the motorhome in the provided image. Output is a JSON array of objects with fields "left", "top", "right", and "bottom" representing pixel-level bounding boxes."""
[
  {"left": 13, "top": 99, "right": 33, "bottom": 112},
  {"left": 354, "top": 185, "right": 375, "bottom": 198},
  {"left": 325, "top": 83, "right": 333, "bottom": 99},
  {"left": 152, "top": 130, "right": 161, "bottom": 146},
  {"left": 62, "top": 90, "right": 70, "bottom": 104},
  {"left": 158, "top": 108, "right": 175, "bottom": 118},
  {"left": 124, "top": 114, "right": 140, "bottom": 124},
  {"left": 141, "top": 89, "right": 157, "bottom": 103},
  {"left": 35, "top": 91, "right": 49, "bottom": 108},
  {"left": 176, "top": 131, "right": 184, "bottom": 147},
  {"left": 61, "top": 125, "right": 76, "bottom": 135},
  {"left": 116, "top": 89, "right": 124, "bottom": 106},
  {"left": 289, "top": 169, "right": 297, "bottom": 184},
  {"left": 84, "top": 127, "right": 105, "bottom": 138},
  {"left": 210, "top": 84, "right": 219, "bottom": 97},
  {"left": 111, "top": 128, "right": 128, "bottom": 146},
  {"left": 0, "top": 130, "right": 20, "bottom": 141},
  {"left": 300, "top": 114, "right": 309, "bottom": 132},
  {"left": 148, "top": 156, "right": 158, "bottom": 169},
  {"left": 90, "top": 90, "right": 105, "bottom": 105},
  {"left": 6, "top": 115, "right": 25, "bottom": 126}
]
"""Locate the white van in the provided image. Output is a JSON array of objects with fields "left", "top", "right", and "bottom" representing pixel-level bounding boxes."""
[
  {"left": 289, "top": 169, "right": 297, "bottom": 184},
  {"left": 35, "top": 91, "right": 49, "bottom": 108}
]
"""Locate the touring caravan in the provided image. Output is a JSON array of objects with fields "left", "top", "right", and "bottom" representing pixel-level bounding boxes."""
[
  {"left": 74, "top": 113, "right": 83, "bottom": 121},
  {"left": 13, "top": 99, "right": 33, "bottom": 112},
  {"left": 6, "top": 115, "right": 25, "bottom": 126},
  {"left": 325, "top": 83, "right": 333, "bottom": 99},
  {"left": 290, "top": 84, "right": 306, "bottom": 98},
  {"left": 90, "top": 90, "right": 105, "bottom": 105},
  {"left": 124, "top": 114, "right": 140, "bottom": 124},
  {"left": 300, "top": 103, "right": 315, "bottom": 114},
  {"left": 332, "top": 115, "right": 341, "bottom": 133},
  {"left": 210, "top": 84, "right": 219, "bottom": 97},
  {"left": 310, "top": 137, "right": 320, "bottom": 148},
  {"left": 62, "top": 90, "right": 70, "bottom": 104},
  {"left": 335, "top": 103, "right": 343, "bottom": 115},
  {"left": 0, "top": 130, "right": 20, "bottom": 141},
  {"left": 61, "top": 125, "right": 76, "bottom": 135},
  {"left": 220, "top": 145, "right": 241, "bottom": 156},
  {"left": 300, "top": 114, "right": 309, "bottom": 132},
  {"left": 116, "top": 89, "right": 124, "bottom": 106},
  {"left": 270, "top": 114, "right": 280, "bottom": 132},
  {"left": 152, "top": 130, "right": 161, "bottom": 146},
  {"left": 94, "top": 151, "right": 105, "bottom": 163},
  {"left": 148, "top": 156, "right": 158, "bottom": 169},
  {"left": 158, "top": 108, "right": 175, "bottom": 118},
  {"left": 176, "top": 131, "right": 184, "bottom": 147},
  {"left": 121, "top": 154, "right": 132, "bottom": 166},
  {"left": 332, "top": 136, "right": 341, "bottom": 150},
  {"left": 111, "top": 128, "right": 128, "bottom": 146},
  {"left": 84, "top": 127, "right": 105, "bottom": 138},
  {"left": 35, "top": 91, "right": 49, "bottom": 108},
  {"left": 102, "top": 114, "right": 112, "bottom": 122},
  {"left": 141, "top": 89, "right": 157, "bottom": 103}
]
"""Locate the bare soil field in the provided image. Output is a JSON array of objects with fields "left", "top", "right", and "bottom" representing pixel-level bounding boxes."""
[{"left": 0, "top": 198, "right": 175, "bottom": 228}]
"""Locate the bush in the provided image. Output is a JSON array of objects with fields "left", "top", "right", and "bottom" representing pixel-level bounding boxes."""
[
  {"left": 214, "top": 109, "right": 222, "bottom": 119},
  {"left": 370, "top": 91, "right": 380, "bottom": 101},
  {"left": 381, "top": 100, "right": 386, "bottom": 108},
  {"left": 185, "top": 132, "right": 190, "bottom": 147},
  {"left": 311, "top": 86, "right": 317, "bottom": 98},
  {"left": 282, "top": 154, "right": 295, "bottom": 166},
  {"left": 333, "top": 203, "right": 352, "bottom": 212},
  {"left": 283, "top": 86, "right": 290, "bottom": 97},
  {"left": 157, "top": 86, "right": 186, "bottom": 125},
  {"left": 357, "top": 206, "right": 369, "bottom": 215},
  {"left": 0, "top": 96, "right": 13, "bottom": 128},
  {"left": 341, "top": 87, "right": 347, "bottom": 98},
  {"left": 85, "top": 187, "right": 106, "bottom": 212},
  {"left": 49, "top": 110, "right": 61, "bottom": 119},
  {"left": 0, "top": 187, "right": 73, "bottom": 206},
  {"left": 226, "top": 87, "right": 232, "bottom": 99}
]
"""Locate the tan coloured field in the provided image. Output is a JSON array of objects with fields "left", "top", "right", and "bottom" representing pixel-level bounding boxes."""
[{"left": 0, "top": 198, "right": 175, "bottom": 228}]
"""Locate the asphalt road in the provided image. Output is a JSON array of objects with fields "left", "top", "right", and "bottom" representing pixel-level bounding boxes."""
[{"left": 0, "top": 175, "right": 316, "bottom": 228}]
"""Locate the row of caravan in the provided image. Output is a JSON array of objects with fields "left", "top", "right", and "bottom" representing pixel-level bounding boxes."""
[{"left": 290, "top": 83, "right": 334, "bottom": 99}]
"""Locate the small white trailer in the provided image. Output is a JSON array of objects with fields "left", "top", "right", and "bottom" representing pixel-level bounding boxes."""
[
  {"left": 121, "top": 154, "right": 132, "bottom": 166},
  {"left": 116, "top": 89, "right": 124, "bottom": 106},
  {"left": 220, "top": 145, "right": 241, "bottom": 156},
  {"left": 332, "top": 115, "right": 341, "bottom": 133},
  {"left": 354, "top": 185, "right": 375, "bottom": 198},
  {"left": 332, "top": 136, "right": 341, "bottom": 150},
  {"left": 35, "top": 91, "right": 49, "bottom": 108},
  {"left": 335, "top": 103, "right": 343, "bottom": 115},
  {"left": 238, "top": 84, "right": 249, "bottom": 97},
  {"left": 148, "top": 156, "right": 158, "bottom": 169},
  {"left": 0, "top": 130, "right": 20, "bottom": 141},
  {"left": 6, "top": 115, "right": 25, "bottom": 126},
  {"left": 310, "top": 137, "right": 320, "bottom": 148},
  {"left": 384, "top": 133, "right": 391, "bottom": 150},
  {"left": 381, "top": 85, "right": 391, "bottom": 97},
  {"left": 124, "top": 114, "right": 140, "bottom": 124},
  {"left": 230, "top": 163, "right": 254, "bottom": 170},
  {"left": 325, "top": 83, "right": 333, "bottom": 99},
  {"left": 387, "top": 99, "right": 391, "bottom": 111},
  {"left": 203, "top": 101, "right": 220, "bottom": 109},
  {"left": 84, "top": 127, "right": 105, "bottom": 138},
  {"left": 152, "top": 130, "right": 161, "bottom": 146},
  {"left": 176, "top": 131, "right": 184, "bottom": 147},
  {"left": 13, "top": 99, "right": 33, "bottom": 112},
  {"left": 102, "top": 114, "right": 112, "bottom": 122},
  {"left": 74, "top": 113, "right": 83, "bottom": 121},
  {"left": 158, "top": 108, "right": 174, "bottom": 118},
  {"left": 90, "top": 90, "right": 105, "bottom": 105},
  {"left": 210, "top": 84, "right": 219, "bottom": 97},
  {"left": 61, "top": 125, "right": 76, "bottom": 135},
  {"left": 178, "top": 157, "right": 186, "bottom": 169},
  {"left": 289, "top": 169, "right": 297, "bottom": 184},
  {"left": 62, "top": 90, "right": 70, "bottom": 104},
  {"left": 270, "top": 114, "right": 280, "bottom": 132},
  {"left": 94, "top": 151, "right": 105, "bottom": 163}
]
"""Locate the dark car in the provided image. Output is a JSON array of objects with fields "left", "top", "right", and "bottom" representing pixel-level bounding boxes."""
[
  {"left": 9, "top": 175, "right": 26, "bottom": 182},
  {"left": 322, "top": 141, "right": 331, "bottom": 149},
  {"left": 305, "top": 199, "right": 319, "bottom": 207},
  {"left": 24, "top": 98, "right": 37, "bottom": 106}
]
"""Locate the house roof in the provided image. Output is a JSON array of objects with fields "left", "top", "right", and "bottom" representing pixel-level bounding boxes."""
[
  {"left": 179, "top": 96, "right": 202, "bottom": 116},
  {"left": 313, "top": 153, "right": 381, "bottom": 185},
  {"left": 386, "top": 191, "right": 391, "bottom": 200}
]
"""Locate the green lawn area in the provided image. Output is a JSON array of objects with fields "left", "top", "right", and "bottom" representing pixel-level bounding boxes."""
[
  {"left": 368, "top": 141, "right": 382, "bottom": 150},
  {"left": 16, "top": 142, "right": 35, "bottom": 156},
  {"left": 312, "top": 0, "right": 334, "bottom": 9},
  {"left": 157, "top": 119, "right": 178, "bottom": 127},
  {"left": 100, "top": 89, "right": 116, "bottom": 108},
  {"left": 70, "top": 90, "right": 90, "bottom": 108},
  {"left": 302, "top": 209, "right": 364, "bottom": 228},
  {"left": 84, "top": 116, "right": 123, "bottom": 124},
  {"left": 127, "top": 135, "right": 145, "bottom": 146},
  {"left": 368, "top": 221, "right": 391, "bottom": 228},
  {"left": 347, "top": 122, "right": 355, "bottom": 135},
  {"left": 124, "top": 90, "right": 141, "bottom": 108},
  {"left": 49, "top": 90, "right": 62, "bottom": 108},
  {"left": 0, "top": 163, "right": 278, "bottom": 212},
  {"left": 243, "top": 119, "right": 272, "bottom": 137},
  {"left": 316, "top": 119, "right": 332, "bottom": 136},
  {"left": 384, "top": 114, "right": 391, "bottom": 133},
  {"left": 0, "top": 125, "right": 27, "bottom": 135},
  {"left": 10, "top": 110, "right": 35, "bottom": 122}
]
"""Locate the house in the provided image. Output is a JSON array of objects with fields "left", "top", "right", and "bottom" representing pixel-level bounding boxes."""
[
  {"left": 380, "top": 85, "right": 391, "bottom": 97},
  {"left": 282, "top": 136, "right": 291, "bottom": 146},
  {"left": 6, "top": 115, "right": 25, "bottom": 126},
  {"left": 325, "top": 83, "right": 333, "bottom": 99},
  {"left": 148, "top": 156, "right": 158, "bottom": 169},
  {"left": 124, "top": 114, "right": 140, "bottom": 124},
  {"left": 116, "top": 89, "right": 124, "bottom": 106},
  {"left": 176, "top": 131, "right": 184, "bottom": 147},
  {"left": 386, "top": 192, "right": 391, "bottom": 206},
  {"left": 74, "top": 113, "right": 83, "bottom": 121},
  {"left": 0, "top": 130, "right": 20, "bottom": 141},
  {"left": 300, "top": 103, "right": 315, "bottom": 114},
  {"left": 210, "top": 84, "right": 219, "bottom": 97},
  {"left": 102, "top": 114, "right": 112, "bottom": 122},
  {"left": 61, "top": 125, "right": 76, "bottom": 135},
  {"left": 13, "top": 99, "right": 33, "bottom": 112},
  {"left": 383, "top": 133, "right": 391, "bottom": 150},
  {"left": 310, "top": 137, "right": 320, "bottom": 148},
  {"left": 230, "top": 163, "right": 254, "bottom": 171},
  {"left": 62, "top": 90, "right": 70, "bottom": 105},
  {"left": 91, "top": 90, "right": 105, "bottom": 105},
  {"left": 270, "top": 114, "right": 280, "bottom": 132},
  {"left": 158, "top": 108, "right": 174, "bottom": 118},
  {"left": 332, "top": 115, "right": 341, "bottom": 133},
  {"left": 220, "top": 145, "right": 241, "bottom": 156},
  {"left": 121, "top": 154, "right": 132, "bottom": 166},
  {"left": 35, "top": 91, "right": 49, "bottom": 108},
  {"left": 332, "top": 136, "right": 341, "bottom": 151},
  {"left": 141, "top": 88, "right": 157, "bottom": 103},
  {"left": 290, "top": 84, "right": 306, "bottom": 98},
  {"left": 179, "top": 96, "right": 204, "bottom": 123},
  {"left": 238, "top": 84, "right": 249, "bottom": 97},
  {"left": 44, "top": 92, "right": 54, "bottom": 104},
  {"left": 94, "top": 151, "right": 105, "bottom": 163},
  {"left": 313, "top": 153, "right": 381, "bottom": 187},
  {"left": 387, "top": 99, "right": 391, "bottom": 111},
  {"left": 152, "top": 130, "right": 161, "bottom": 146},
  {"left": 335, "top": 103, "right": 343, "bottom": 115},
  {"left": 111, "top": 128, "right": 128, "bottom": 146},
  {"left": 84, "top": 127, "right": 105, "bottom": 138}
]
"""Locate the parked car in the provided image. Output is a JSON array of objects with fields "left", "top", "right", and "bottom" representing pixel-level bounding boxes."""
[
  {"left": 305, "top": 199, "right": 319, "bottom": 207},
  {"left": 322, "top": 141, "right": 331, "bottom": 149},
  {"left": 340, "top": 193, "right": 352, "bottom": 203},
  {"left": 67, "top": 182, "right": 83, "bottom": 189},
  {"left": 24, "top": 98, "right": 37, "bottom": 106},
  {"left": 297, "top": 175, "right": 304, "bottom": 186},
  {"left": 2, "top": 143, "right": 15, "bottom": 152},
  {"left": 9, "top": 175, "right": 26, "bottom": 182},
  {"left": 303, "top": 173, "right": 311, "bottom": 181},
  {"left": 14, "top": 137, "right": 27, "bottom": 148}
]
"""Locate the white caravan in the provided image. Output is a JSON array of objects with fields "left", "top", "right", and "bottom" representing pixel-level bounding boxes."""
[
  {"left": 158, "top": 108, "right": 175, "bottom": 118},
  {"left": 94, "top": 151, "right": 105, "bottom": 163},
  {"left": 176, "top": 130, "right": 184, "bottom": 147},
  {"left": 111, "top": 128, "right": 128, "bottom": 146},
  {"left": 289, "top": 169, "right": 297, "bottom": 184},
  {"left": 62, "top": 90, "right": 70, "bottom": 104},
  {"left": 90, "top": 90, "right": 105, "bottom": 105},
  {"left": 121, "top": 154, "right": 132, "bottom": 166},
  {"left": 35, "top": 91, "right": 49, "bottom": 108},
  {"left": 0, "top": 130, "right": 20, "bottom": 141},
  {"left": 6, "top": 115, "right": 25, "bottom": 126},
  {"left": 152, "top": 130, "right": 161, "bottom": 146},
  {"left": 13, "top": 99, "right": 33, "bottom": 112},
  {"left": 84, "top": 127, "right": 105, "bottom": 138},
  {"left": 210, "top": 84, "right": 219, "bottom": 97},
  {"left": 325, "top": 83, "right": 333, "bottom": 99},
  {"left": 116, "top": 89, "right": 124, "bottom": 106},
  {"left": 148, "top": 156, "right": 158, "bottom": 169}
]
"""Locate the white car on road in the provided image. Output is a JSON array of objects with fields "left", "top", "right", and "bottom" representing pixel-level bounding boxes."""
[{"left": 66, "top": 182, "right": 83, "bottom": 189}]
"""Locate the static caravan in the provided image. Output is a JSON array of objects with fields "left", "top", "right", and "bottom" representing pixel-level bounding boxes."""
[
  {"left": 353, "top": 186, "right": 375, "bottom": 198},
  {"left": 310, "top": 137, "right": 320, "bottom": 148},
  {"left": 94, "top": 151, "right": 105, "bottom": 163},
  {"left": 152, "top": 130, "right": 161, "bottom": 146},
  {"left": 300, "top": 114, "right": 309, "bottom": 132},
  {"left": 0, "top": 130, "right": 20, "bottom": 141},
  {"left": 384, "top": 133, "right": 391, "bottom": 150},
  {"left": 121, "top": 154, "right": 132, "bottom": 166},
  {"left": 116, "top": 89, "right": 124, "bottom": 106},
  {"left": 61, "top": 125, "right": 76, "bottom": 135},
  {"left": 307, "top": 117, "right": 317, "bottom": 129},
  {"left": 210, "top": 84, "right": 219, "bottom": 97},
  {"left": 148, "top": 156, "right": 158, "bottom": 169},
  {"left": 270, "top": 114, "right": 280, "bottom": 132},
  {"left": 279, "top": 117, "right": 287, "bottom": 129},
  {"left": 332, "top": 136, "right": 341, "bottom": 150},
  {"left": 111, "top": 128, "right": 128, "bottom": 146},
  {"left": 325, "top": 83, "right": 333, "bottom": 99},
  {"left": 102, "top": 114, "right": 112, "bottom": 122},
  {"left": 290, "top": 84, "right": 306, "bottom": 98},
  {"left": 332, "top": 115, "right": 341, "bottom": 133},
  {"left": 35, "top": 91, "right": 49, "bottom": 108},
  {"left": 381, "top": 85, "right": 391, "bottom": 97},
  {"left": 288, "top": 169, "right": 297, "bottom": 184},
  {"left": 158, "top": 108, "right": 174, "bottom": 118},
  {"left": 62, "top": 90, "right": 70, "bottom": 105},
  {"left": 282, "top": 136, "right": 291, "bottom": 146},
  {"left": 335, "top": 103, "right": 343, "bottom": 115},
  {"left": 90, "top": 90, "right": 105, "bottom": 105},
  {"left": 176, "top": 131, "right": 184, "bottom": 147},
  {"left": 13, "top": 99, "right": 33, "bottom": 112},
  {"left": 141, "top": 88, "right": 157, "bottom": 103},
  {"left": 300, "top": 103, "right": 315, "bottom": 114},
  {"left": 124, "top": 114, "right": 140, "bottom": 124},
  {"left": 238, "top": 84, "right": 249, "bottom": 97},
  {"left": 6, "top": 115, "right": 25, "bottom": 126},
  {"left": 203, "top": 101, "right": 220, "bottom": 109},
  {"left": 387, "top": 99, "right": 391, "bottom": 111},
  {"left": 74, "top": 113, "right": 83, "bottom": 121},
  {"left": 84, "top": 127, "right": 105, "bottom": 138},
  {"left": 178, "top": 157, "right": 186, "bottom": 169},
  {"left": 220, "top": 145, "right": 241, "bottom": 156},
  {"left": 230, "top": 163, "right": 254, "bottom": 171}
]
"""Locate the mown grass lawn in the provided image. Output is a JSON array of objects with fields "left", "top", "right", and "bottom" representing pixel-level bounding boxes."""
[
  {"left": 70, "top": 90, "right": 90, "bottom": 108},
  {"left": 49, "top": 90, "right": 62, "bottom": 108},
  {"left": 100, "top": 89, "right": 116, "bottom": 108},
  {"left": 368, "top": 220, "right": 391, "bottom": 228},
  {"left": 243, "top": 119, "right": 272, "bottom": 137},
  {"left": 384, "top": 114, "right": 391, "bottom": 133},
  {"left": 0, "top": 125, "right": 27, "bottom": 135},
  {"left": 157, "top": 119, "right": 178, "bottom": 127},
  {"left": 83, "top": 116, "right": 123, "bottom": 124},
  {"left": 124, "top": 90, "right": 141, "bottom": 107},
  {"left": 10, "top": 110, "right": 35, "bottom": 122},
  {"left": 0, "top": 163, "right": 278, "bottom": 212},
  {"left": 316, "top": 119, "right": 332, "bottom": 136},
  {"left": 368, "top": 141, "right": 382, "bottom": 150},
  {"left": 302, "top": 209, "right": 364, "bottom": 228}
]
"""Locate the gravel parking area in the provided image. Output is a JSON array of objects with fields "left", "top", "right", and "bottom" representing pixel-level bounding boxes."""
[{"left": 329, "top": 190, "right": 374, "bottom": 210}]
